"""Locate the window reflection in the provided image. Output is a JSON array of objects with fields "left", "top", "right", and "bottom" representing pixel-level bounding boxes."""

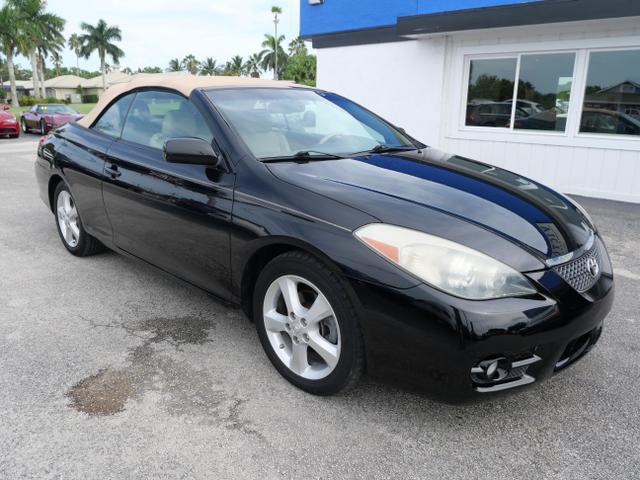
[
  {"left": 513, "top": 53, "right": 575, "bottom": 132},
  {"left": 466, "top": 58, "right": 517, "bottom": 128},
  {"left": 581, "top": 50, "right": 640, "bottom": 136}
]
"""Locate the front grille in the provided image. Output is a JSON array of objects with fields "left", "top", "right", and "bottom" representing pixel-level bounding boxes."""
[
  {"left": 0, "top": 127, "right": 16, "bottom": 133},
  {"left": 553, "top": 243, "right": 601, "bottom": 292}
]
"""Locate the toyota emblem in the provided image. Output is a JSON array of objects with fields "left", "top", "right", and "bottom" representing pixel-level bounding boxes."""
[{"left": 586, "top": 257, "right": 599, "bottom": 278}]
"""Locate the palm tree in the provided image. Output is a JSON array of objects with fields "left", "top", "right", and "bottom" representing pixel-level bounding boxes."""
[
  {"left": 167, "top": 58, "right": 183, "bottom": 72},
  {"left": 78, "top": 19, "right": 124, "bottom": 92},
  {"left": 271, "top": 6, "right": 282, "bottom": 80},
  {"left": 67, "top": 33, "right": 82, "bottom": 70},
  {"left": 0, "top": 4, "right": 20, "bottom": 107},
  {"left": 11, "top": 0, "right": 65, "bottom": 98},
  {"left": 50, "top": 50, "right": 62, "bottom": 76},
  {"left": 183, "top": 54, "right": 199, "bottom": 75},
  {"left": 288, "top": 37, "right": 307, "bottom": 56},
  {"left": 244, "top": 53, "right": 263, "bottom": 78},
  {"left": 199, "top": 57, "right": 217, "bottom": 76},
  {"left": 228, "top": 55, "right": 244, "bottom": 76},
  {"left": 260, "top": 34, "right": 287, "bottom": 79}
]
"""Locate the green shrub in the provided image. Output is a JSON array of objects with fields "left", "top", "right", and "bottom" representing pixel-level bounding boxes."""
[{"left": 81, "top": 94, "right": 99, "bottom": 104}]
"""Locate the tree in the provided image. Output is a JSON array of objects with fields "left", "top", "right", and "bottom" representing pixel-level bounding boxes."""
[
  {"left": 288, "top": 37, "right": 307, "bottom": 56},
  {"left": 79, "top": 19, "right": 124, "bottom": 91},
  {"left": 183, "top": 54, "right": 199, "bottom": 75},
  {"left": 260, "top": 34, "right": 287, "bottom": 79},
  {"left": 11, "top": 0, "right": 65, "bottom": 98},
  {"left": 68, "top": 33, "right": 82, "bottom": 70},
  {"left": 271, "top": 6, "right": 282, "bottom": 80},
  {"left": 138, "top": 66, "right": 162, "bottom": 74},
  {"left": 283, "top": 50, "right": 316, "bottom": 86},
  {"left": 244, "top": 53, "right": 263, "bottom": 78},
  {"left": 167, "top": 58, "right": 183, "bottom": 72},
  {"left": 199, "top": 57, "right": 217, "bottom": 76},
  {"left": 50, "top": 50, "right": 62, "bottom": 76},
  {"left": 0, "top": 4, "right": 20, "bottom": 107},
  {"left": 227, "top": 55, "right": 244, "bottom": 76}
]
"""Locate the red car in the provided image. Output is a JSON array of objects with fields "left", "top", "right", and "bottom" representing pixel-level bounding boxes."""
[
  {"left": 20, "top": 104, "right": 84, "bottom": 134},
  {"left": 0, "top": 109, "right": 20, "bottom": 138}
]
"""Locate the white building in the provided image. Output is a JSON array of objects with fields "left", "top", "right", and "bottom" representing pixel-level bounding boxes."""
[{"left": 301, "top": 0, "right": 640, "bottom": 203}]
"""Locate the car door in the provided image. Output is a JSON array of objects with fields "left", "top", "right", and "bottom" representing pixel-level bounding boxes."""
[
  {"left": 57, "top": 93, "right": 135, "bottom": 242},
  {"left": 101, "top": 89, "right": 235, "bottom": 299}
]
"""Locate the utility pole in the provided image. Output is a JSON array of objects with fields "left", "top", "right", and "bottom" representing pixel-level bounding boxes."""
[{"left": 272, "top": 6, "right": 282, "bottom": 80}]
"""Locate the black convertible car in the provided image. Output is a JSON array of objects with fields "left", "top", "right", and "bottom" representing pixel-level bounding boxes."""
[{"left": 35, "top": 76, "right": 613, "bottom": 402}]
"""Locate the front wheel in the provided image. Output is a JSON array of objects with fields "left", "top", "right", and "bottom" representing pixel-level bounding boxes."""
[
  {"left": 40, "top": 120, "right": 47, "bottom": 135},
  {"left": 53, "top": 183, "right": 103, "bottom": 257},
  {"left": 253, "top": 251, "right": 364, "bottom": 395},
  {"left": 21, "top": 118, "right": 28, "bottom": 133}
]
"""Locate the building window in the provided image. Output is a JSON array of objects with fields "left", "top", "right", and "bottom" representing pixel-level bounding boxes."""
[
  {"left": 466, "top": 58, "right": 517, "bottom": 128},
  {"left": 465, "top": 53, "right": 576, "bottom": 132},
  {"left": 581, "top": 49, "right": 640, "bottom": 137},
  {"left": 514, "top": 53, "right": 575, "bottom": 132}
]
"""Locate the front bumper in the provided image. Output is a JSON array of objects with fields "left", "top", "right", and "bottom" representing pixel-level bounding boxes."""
[
  {"left": 351, "top": 236, "right": 614, "bottom": 403},
  {"left": 0, "top": 122, "right": 19, "bottom": 135}
]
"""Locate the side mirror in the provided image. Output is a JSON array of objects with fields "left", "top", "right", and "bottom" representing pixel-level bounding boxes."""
[{"left": 163, "top": 137, "right": 221, "bottom": 167}]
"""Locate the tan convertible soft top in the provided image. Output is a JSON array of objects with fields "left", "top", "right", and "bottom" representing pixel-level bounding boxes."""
[{"left": 77, "top": 74, "right": 297, "bottom": 128}]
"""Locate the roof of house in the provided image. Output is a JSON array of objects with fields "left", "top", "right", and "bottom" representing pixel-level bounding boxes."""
[
  {"left": 43, "top": 75, "right": 87, "bottom": 89},
  {"left": 77, "top": 73, "right": 297, "bottom": 127}
]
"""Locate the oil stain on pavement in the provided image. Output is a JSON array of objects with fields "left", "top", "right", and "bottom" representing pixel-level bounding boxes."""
[{"left": 65, "top": 313, "right": 260, "bottom": 437}]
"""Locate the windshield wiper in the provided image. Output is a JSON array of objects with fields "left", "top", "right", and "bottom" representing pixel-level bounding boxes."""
[
  {"left": 351, "top": 144, "right": 418, "bottom": 156},
  {"left": 261, "top": 150, "right": 346, "bottom": 163}
]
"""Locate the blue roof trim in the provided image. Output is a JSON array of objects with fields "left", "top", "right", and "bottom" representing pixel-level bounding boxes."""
[{"left": 300, "top": 0, "right": 541, "bottom": 37}]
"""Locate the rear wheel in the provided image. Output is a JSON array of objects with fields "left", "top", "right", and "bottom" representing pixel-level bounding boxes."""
[
  {"left": 253, "top": 251, "right": 364, "bottom": 395},
  {"left": 53, "top": 183, "right": 103, "bottom": 257}
]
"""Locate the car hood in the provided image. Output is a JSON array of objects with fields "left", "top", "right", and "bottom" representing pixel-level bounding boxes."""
[
  {"left": 0, "top": 111, "right": 16, "bottom": 122},
  {"left": 46, "top": 113, "right": 83, "bottom": 123},
  {"left": 266, "top": 147, "right": 593, "bottom": 266}
]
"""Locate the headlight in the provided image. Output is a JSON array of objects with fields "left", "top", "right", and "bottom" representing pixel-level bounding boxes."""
[{"left": 354, "top": 224, "right": 536, "bottom": 300}]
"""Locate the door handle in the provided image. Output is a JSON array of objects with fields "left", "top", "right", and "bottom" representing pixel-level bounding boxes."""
[{"left": 105, "top": 164, "right": 122, "bottom": 179}]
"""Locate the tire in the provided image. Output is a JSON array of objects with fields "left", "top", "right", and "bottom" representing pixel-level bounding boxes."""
[
  {"left": 21, "top": 118, "right": 28, "bottom": 133},
  {"left": 253, "top": 251, "right": 364, "bottom": 395},
  {"left": 40, "top": 120, "right": 47, "bottom": 135},
  {"left": 53, "top": 182, "right": 103, "bottom": 257}
]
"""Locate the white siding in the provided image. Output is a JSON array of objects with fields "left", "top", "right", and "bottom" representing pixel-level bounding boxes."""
[{"left": 316, "top": 18, "right": 640, "bottom": 203}]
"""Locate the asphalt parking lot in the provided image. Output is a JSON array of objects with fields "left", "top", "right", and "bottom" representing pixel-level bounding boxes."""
[{"left": 1, "top": 134, "right": 639, "bottom": 479}]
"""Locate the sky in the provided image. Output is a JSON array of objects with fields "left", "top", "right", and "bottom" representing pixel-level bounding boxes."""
[{"left": 9, "top": 0, "right": 302, "bottom": 72}]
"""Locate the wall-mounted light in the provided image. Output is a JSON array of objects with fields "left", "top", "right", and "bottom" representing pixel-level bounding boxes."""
[{"left": 308, "top": 0, "right": 324, "bottom": 5}]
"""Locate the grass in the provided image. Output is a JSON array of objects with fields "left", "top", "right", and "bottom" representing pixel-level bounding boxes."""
[{"left": 7, "top": 103, "right": 97, "bottom": 117}]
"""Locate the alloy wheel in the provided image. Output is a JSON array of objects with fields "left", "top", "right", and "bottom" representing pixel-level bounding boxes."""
[
  {"left": 262, "top": 275, "right": 341, "bottom": 380},
  {"left": 56, "top": 190, "right": 80, "bottom": 248},
  {"left": 40, "top": 120, "right": 47, "bottom": 135},
  {"left": 21, "top": 119, "right": 27, "bottom": 133}
]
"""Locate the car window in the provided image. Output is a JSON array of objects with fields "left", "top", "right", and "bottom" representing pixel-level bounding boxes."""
[
  {"left": 121, "top": 90, "right": 213, "bottom": 150},
  {"left": 92, "top": 94, "right": 135, "bottom": 138}
]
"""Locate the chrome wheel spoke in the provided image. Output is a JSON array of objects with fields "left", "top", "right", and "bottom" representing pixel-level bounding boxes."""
[
  {"left": 305, "top": 294, "right": 332, "bottom": 325},
  {"left": 308, "top": 331, "right": 339, "bottom": 369},
  {"left": 290, "top": 343, "right": 309, "bottom": 375},
  {"left": 277, "top": 276, "right": 303, "bottom": 316},
  {"left": 64, "top": 224, "right": 75, "bottom": 244},
  {"left": 264, "top": 309, "right": 289, "bottom": 333}
]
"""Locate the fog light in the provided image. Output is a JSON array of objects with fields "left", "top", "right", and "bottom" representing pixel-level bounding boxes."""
[{"left": 471, "top": 354, "right": 541, "bottom": 393}]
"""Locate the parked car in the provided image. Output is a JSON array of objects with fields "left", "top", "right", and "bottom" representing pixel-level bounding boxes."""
[
  {"left": 0, "top": 109, "right": 19, "bottom": 138},
  {"left": 514, "top": 107, "right": 640, "bottom": 135},
  {"left": 20, "top": 103, "right": 84, "bottom": 134},
  {"left": 466, "top": 102, "right": 529, "bottom": 127},
  {"left": 35, "top": 76, "right": 613, "bottom": 402}
]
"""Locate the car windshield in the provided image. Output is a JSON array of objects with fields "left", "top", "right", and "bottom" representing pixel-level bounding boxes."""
[
  {"left": 206, "top": 88, "right": 417, "bottom": 159},
  {"left": 39, "top": 105, "right": 76, "bottom": 114}
]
